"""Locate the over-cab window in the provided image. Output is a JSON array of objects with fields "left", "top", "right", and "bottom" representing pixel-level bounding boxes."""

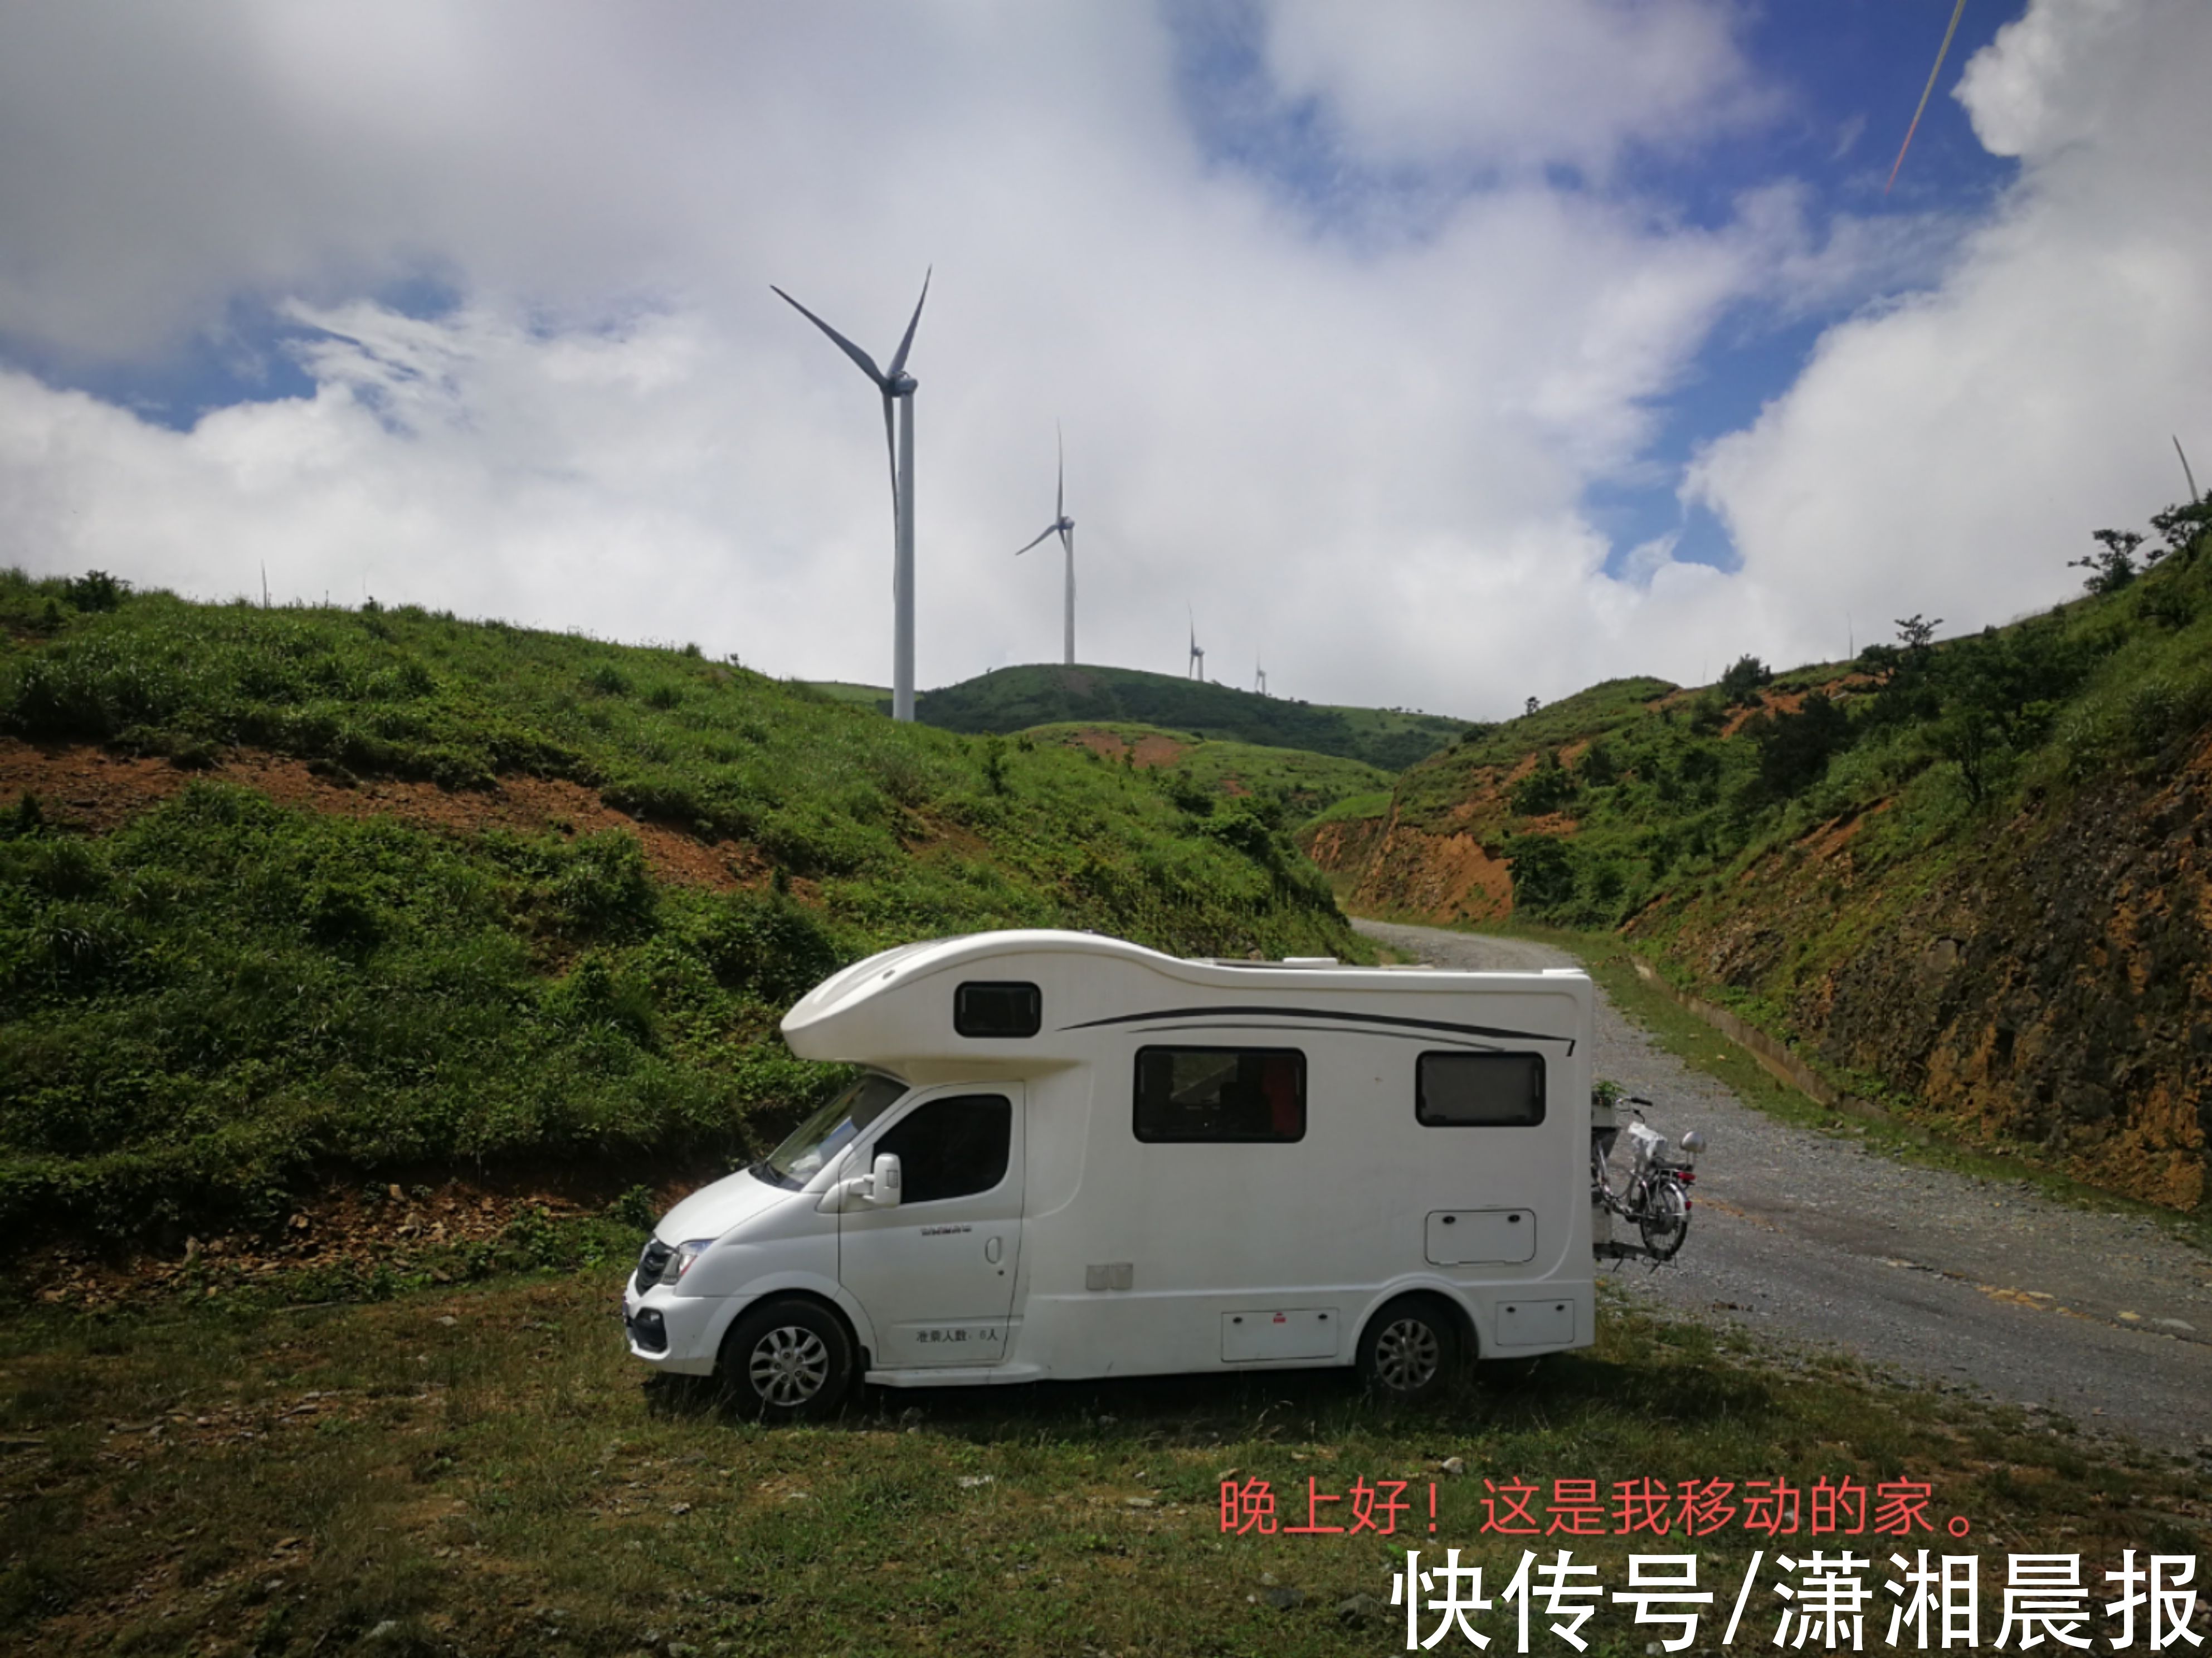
[
  {"left": 1134, "top": 1047, "right": 1305, "bottom": 1143},
  {"left": 874, "top": 1094, "right": 1012, "bottom": 1204},
  {"left": 1417, "top": 1052, "right": 1546, "bottom": 1127},
  {"left": 954, "top": 981, "right": 1042, "bottom": 1038}
]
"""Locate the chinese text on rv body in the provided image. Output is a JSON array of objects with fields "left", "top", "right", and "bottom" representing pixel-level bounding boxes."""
[{"left": 1380, "top": 1548, "right": 2201, "bottom": 1652}]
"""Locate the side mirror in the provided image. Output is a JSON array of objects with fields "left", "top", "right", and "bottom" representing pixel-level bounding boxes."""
[{"left": 870, "top": 1152, "right": 902, "bottom": 1210}]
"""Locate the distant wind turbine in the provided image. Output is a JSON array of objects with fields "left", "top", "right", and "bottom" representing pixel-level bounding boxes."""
[
  {"left": 1254, "top": 657, "right": 1268, "bottom": 696},
  {"left": 772, "top": 270, "right": 932, "bottom": 721},
  {"left": 1187, "top": 609, "right": 1206, "bottom": 681},
  {"left": 1013, "top": 425, "right": 1077, "bottom": 666}
]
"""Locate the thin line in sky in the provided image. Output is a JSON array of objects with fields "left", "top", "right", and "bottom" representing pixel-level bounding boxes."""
[{"left": 1885, "top": 0, "right": 1971, "bottom": 196}]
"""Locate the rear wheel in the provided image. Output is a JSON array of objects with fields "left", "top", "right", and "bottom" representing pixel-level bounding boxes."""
[
  {"left": 1638, "top": 1177, "right": 1689, "bottom": 1260},
  {"left": 718, "top": 1299, "right": 855, "bottom": 1422},
  {"left": 1358, "top": 1297, "right": 1461, "bottom": 1403}
]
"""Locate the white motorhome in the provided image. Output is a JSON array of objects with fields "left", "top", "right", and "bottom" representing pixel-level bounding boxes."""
[{"left": 623, "top": 929, "right": 1599, "bottom": 1417}]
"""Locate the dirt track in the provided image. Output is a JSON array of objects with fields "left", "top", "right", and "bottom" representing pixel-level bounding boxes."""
[{"left": 1356, "top": 918, "right": 2212, "bottom": 1458}]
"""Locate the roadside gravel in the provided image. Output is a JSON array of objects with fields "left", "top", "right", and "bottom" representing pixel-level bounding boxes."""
[{"left": 1355, "top": 918, "right": 2212, "bottom": 1458}]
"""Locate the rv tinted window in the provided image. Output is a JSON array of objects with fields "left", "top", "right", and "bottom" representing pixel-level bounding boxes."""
[
  {"left": 1417, "top": 1053, "right": 1546, "bottom": 1127},
  {"left": 875, "top": 1094, "right": 1012, "bottom": 1204},
  {"left": 954, "top": 981, "right": 1042, "bottom": 1038},
  {"left": 1133, "top": 1047, "right": 1305, "bottom": 1143}
]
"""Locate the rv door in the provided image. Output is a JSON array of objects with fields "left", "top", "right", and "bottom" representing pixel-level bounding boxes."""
[{"left": 837, "top": 1085, "right": 1024, "bottom": 1369}]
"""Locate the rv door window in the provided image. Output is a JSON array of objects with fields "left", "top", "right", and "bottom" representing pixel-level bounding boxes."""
[
  {"left": 1133, "top": 1047, "right": 1306, "bottom": 1143},
  {"left": 756, "top": 1072, "right": 909, "bottom": 1188},
  {"left": 874, "top": 1094, "right": 1013, "bottom": 1204},
  {"left": 1416, "top": 1052, "right": 1546, "bottom": 1127},
  {"left": 954, "top": 981, "right": 1042, "bottom": 1038}
]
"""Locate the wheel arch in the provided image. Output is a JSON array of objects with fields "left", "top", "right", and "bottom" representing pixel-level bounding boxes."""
[
  {"left": 707, "top": 1281, "right": 871, "bottom": 1378},
  {"left": 1356, "top": 1283, "right": 1480, "bottom": 1366}
]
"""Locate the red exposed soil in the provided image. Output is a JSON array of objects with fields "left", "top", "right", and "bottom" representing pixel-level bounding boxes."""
[{"left": 0, "top": 740, "right": 767, "bottom": 891}]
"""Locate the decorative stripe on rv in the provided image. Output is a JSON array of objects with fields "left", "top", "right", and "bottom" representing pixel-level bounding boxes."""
[{"left": 1060, "top": 1004, "right": 1575, "bottom": 1054}]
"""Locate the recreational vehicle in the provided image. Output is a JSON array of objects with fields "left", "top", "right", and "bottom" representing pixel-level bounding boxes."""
[{"left": 623, "top": 929, "right": 1615, "bottom": 1417}]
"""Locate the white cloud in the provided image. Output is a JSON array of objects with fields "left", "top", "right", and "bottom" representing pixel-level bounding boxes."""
[
  {"left": 0, "top": 0, "right": 2199, "bottom": 725},
  {"left": 1257, "top": 0, "right": 1766, "bottom": 182},
  {"left": 1685, "top": 0, "right": 2212, "bottom": 668}
]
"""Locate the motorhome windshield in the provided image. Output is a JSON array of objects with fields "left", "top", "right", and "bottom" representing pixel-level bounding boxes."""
[{"left": 756, "top": 1073, "right": 909, "bottom": 1189}]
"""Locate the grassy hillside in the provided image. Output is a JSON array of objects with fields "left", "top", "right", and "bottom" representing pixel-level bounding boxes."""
[
  {"left": 0, "top": 579, "right": 1360, "bottom": 1244},
  {"left": 1020, "top": 721, "right": 1393, "bottom": 827},
  {"left": 908, "top": 662, "right": 1472, "bottom": 772},
  {"left": 1314, "top": 492, "right": 2212, "bottom": 1208}
]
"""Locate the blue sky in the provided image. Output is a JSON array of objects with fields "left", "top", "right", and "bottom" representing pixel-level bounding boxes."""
[{"left": 1, "top": 1, "right": 2205, "bottom": 719}]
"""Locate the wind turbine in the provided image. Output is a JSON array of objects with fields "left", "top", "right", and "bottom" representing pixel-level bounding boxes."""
[
  {"left": 771, "top": 270, "right": 932, "bottom": 722},
  {"left": 1187, "top": 608, "right": 1206, "bottom": 681},
  {"left": 1013, "top": 425, "right": 1076, "bottom": 666},
  {"left": 1254, "top": 657, "right": 1268, "bottom": 696}
]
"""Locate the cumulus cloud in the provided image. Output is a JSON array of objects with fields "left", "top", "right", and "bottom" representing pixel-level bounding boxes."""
[{"left": 1686, "top": 0, "right": 2212, "bottom": 665}]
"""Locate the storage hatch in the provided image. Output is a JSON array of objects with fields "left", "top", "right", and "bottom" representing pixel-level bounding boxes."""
[
  {"left": 1497, "top": 1299, "right": 1575, "bottom": 1347},
  {"left": 1425, "top": 1208, "right": 1536, "bottom": 1265},
  {"left": 1221, "top": 1308, "right": 1338, "bottom": 1362}
]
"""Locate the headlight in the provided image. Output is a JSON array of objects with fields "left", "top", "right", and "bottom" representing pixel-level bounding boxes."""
[{"left": 664, "top": 1239, "right": 713, "bottom": 1284}]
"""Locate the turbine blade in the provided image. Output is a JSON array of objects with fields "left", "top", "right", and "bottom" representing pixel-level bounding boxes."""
[
  {"left": 1884, "top": 0, "right": 1968, "bottom": 196},
  {"left": 1014, "top": 525, "right": 1056, "bottom": 556},
  {"left": 1056, "top": 422, "right": 1065, "bottom": 520},
  {"left": 886, "top": 267, "right": 932, "bottom": 379},
  {"left": 771, "top": 286, "right": 888, "bottom": 387},
  {"left": 881, "top": 391, "right": 900, "bottom": 514}
]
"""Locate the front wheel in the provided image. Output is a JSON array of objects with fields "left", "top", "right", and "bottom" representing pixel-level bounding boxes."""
[
  {"left": 1357, "top": 1297, "right": 1461, "bottom": 1404},
  {"left": 1637, "top": 1176, "right": 1689, "bottom": 1260},
  {"left": 717, "top": 1298, "right": 856, "bottom": 1422}
]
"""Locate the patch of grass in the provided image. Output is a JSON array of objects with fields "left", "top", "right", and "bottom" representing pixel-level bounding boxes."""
[{"left": 2, "top": 1267, "right": 2200, "bottom": 1656}]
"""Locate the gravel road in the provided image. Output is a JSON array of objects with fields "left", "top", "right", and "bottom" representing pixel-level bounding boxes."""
[{"left": 1356, "top": 918, "right": 2212, "bottom": 1457}]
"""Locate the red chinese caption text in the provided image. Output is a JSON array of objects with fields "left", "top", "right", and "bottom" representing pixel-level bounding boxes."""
[{"left": 1220, "top": 1475, "right": 1965, "bottom": 1540}]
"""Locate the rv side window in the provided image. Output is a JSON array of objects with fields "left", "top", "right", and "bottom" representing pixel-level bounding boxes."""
[
  {"left": 874, "top": 1094, "right": 1012, "bottom": 1203},
  {"left": 1416, "top": 1052, "right": 1546, "bottom": 1127},
  {"left": 954, "top": 981, "right": 1042, "bottom": 1038},
  {"left": 1133, "top": 1047, "right": 1305, "bottom": 1143}
]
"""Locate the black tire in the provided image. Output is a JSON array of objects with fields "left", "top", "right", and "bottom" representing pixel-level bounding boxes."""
[
  {"left": 717, "top": 1298, "right": 855, "bottom": 1422},
  {"left": 1638, "top": 1177, "right": 1689, "bottom": 1260},
  {"left": 1357, "top": 1296, "right": 1461, "bottom": 1404}
]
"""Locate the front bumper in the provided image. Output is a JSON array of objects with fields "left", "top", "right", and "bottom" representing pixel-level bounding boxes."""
[{"left": 621, "top": 1276, "right": 726, "bottom": 1376}]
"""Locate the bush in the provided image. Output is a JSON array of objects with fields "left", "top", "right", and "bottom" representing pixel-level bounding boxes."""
[
  {"left": 1746, "top": 693, "right": 1852, "bottom": 797},
  {"left": 1509, "top": 751, "right": 1578, "bottom": 817},
  {"left": 1718, "top": 655, "right": 1772, "bottom": 706}
]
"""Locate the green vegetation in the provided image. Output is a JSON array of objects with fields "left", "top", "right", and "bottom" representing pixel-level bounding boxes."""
[
  {"left": 6, "top": 1256, "right": 2198, "bottom": 1657},
  {"left": 912, "top": 662, "right": 1473, "bottom": 772},
  {"left": 1021, "top": 721, "right": 1395, "bottom": 828},
  {"left": 0, "top": 578, "right": 1359, "bottom": 1242},
  {"left": 1375, "top": 496, "right": 2212, "bottom": 935}
]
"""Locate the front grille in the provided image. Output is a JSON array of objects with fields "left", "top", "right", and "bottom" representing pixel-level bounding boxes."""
[{"left": 636, "top": 1239, "right": 673, "bottom": 1290}]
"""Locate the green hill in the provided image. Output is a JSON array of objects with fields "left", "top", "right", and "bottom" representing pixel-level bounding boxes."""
[
  {"left": 1020, "top": 721, "right": 1394, "bottom": 827},
  {"left": 1311, "top": 491, "right": 2212, "bottom": 1211},
  {"left": 0, "top": 579, "right": 1360, "bottom": 1244},
  {"left": 887, "top": 663, "right": 1471, "bottom": 772}
]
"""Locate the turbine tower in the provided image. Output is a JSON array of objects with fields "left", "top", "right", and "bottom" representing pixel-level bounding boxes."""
[
  {"left": 1013, "top": 425, "right": 1076, "bottom": 666},
  {"left": 1187, "top": 609, "right": 1206, "bottom": 681},
  {"left": 1254, "top": 657, "right": 1267, "bottom": 696},
  {"left": 772, "top": 271, "right": 932, "bottom": 721}
]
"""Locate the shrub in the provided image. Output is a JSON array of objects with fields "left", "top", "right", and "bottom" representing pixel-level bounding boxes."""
[{"left": 1717, "top": 655, "right": 1772, "bottom": 706}]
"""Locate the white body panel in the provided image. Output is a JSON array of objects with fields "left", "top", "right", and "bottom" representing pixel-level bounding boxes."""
[{"left": 622, "top": 930, "right": 1596, "bottom": 1385}]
